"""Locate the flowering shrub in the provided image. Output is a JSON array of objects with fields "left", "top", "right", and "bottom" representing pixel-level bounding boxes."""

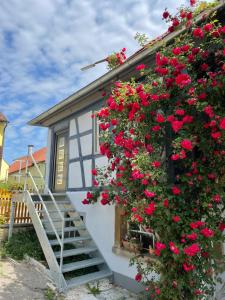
[
  {"left": 83, "top": 1, "right": 225, "bottom": 299},
  {"left": 106, "top": 48, "right": 127, "bottom": 70}
]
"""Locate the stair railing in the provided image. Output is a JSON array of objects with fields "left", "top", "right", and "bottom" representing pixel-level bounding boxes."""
[{"left": 24, "top": 145, "right": 65, "bottom": 276}]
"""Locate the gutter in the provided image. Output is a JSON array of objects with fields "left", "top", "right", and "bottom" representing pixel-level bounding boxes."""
[{"left": 28, "top": 0, "right": 225, "bottom": 127}]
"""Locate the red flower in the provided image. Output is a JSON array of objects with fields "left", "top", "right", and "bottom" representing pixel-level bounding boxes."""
[
  {"left": 155, "top": 241, "right": 166, "bottom": 256},
  {"left": 200, "top": 228, "right": 214, "bottom": 238},
  {"left": 219, "top": 117, "right": 225, "bottom": 130},
  {"left": 163, "top": 199, "right": 169, "bottom": 208},
  {"left": 92, "top": 169, "right": 97, "bottom": 176},
  {"left": 181, "top": 139, "right": 193, "bottom": 151},
  {"left": 213, "top": 194, "right": 221, "bottom": 203},
  {"left": 162, "top": 10, "right": 169, "bottom": 19},
  {"left": 172, "top": 186, "right": 181, "bottom": 195},
  {"left": 190, "top": 0, "right": 196, "bottom": 6},
  {"left": 183, "top": 262, "right": 195, "bottom": 272},
  {"left": 218, "top": 223, "right": 225, "bottom": 232},
  {"left": 171, "top": 120, "right": 183, "bottom": 133},
  {"left": 193, "top": 28, "right": 204, "bottom": 38},
  {"left": 172, "top": 216, "right": 180, "bottom": 223},
  {"left": 152, "top": 161, "right": 161, "bottom": 168},
  {"left": 183, "top": 243, "right": 201, "bottom": 256},
  {"left": 203, "top": 23, "right": 213, "bottom": 32},
  {"left": 145, "top": 202, "right": 156, "bottom": 215},
  {"left": 155, "top": 113, "right": 165, "bottom": 123},
  {"left": 172, "top": 47, "right": 181, "bottom": 55},
  {"left": 187, "top": 232, "right": 198, "bottom": 240},
  {"left": 144, "top": 190, "right": 156, "bottom": 198},
  {"left": 175, "top": 109, "right": 185, "bottom": 116},
  {"left": 169, "top": 242, "right": 179, "bottom": 255},
  {"left": 135, "top": 273, "right": 142, "bottom": 282},
  {"left": 136, "top": 64, "right": 146, "bottom": 71},
  {"left": 82, "top": 199, "right": 89, "bottom": 205},
  {"left": 175, "top": 74, "right": 191, "bottom": 88}
]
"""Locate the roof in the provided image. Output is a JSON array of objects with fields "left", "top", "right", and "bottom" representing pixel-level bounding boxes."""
[
  {"left": 8, "top": 147, "right": 47, "bottom": 174},
  {"left": 0, "top": 112, "right": 8, "bottom": 123},
  {"left": 28, "top": 1, "right": 225, "bottom": 127}
]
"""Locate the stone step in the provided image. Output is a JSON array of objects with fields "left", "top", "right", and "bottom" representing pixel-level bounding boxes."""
[
  {"left": 62, "top": 257, "right": 104, "bottom": 273},
  {"left": 39, "top": 208, "right": 75, "bottom": 213},
  {"left": 66, "top": 270, "right": 113, "bottom": 289},
  {"left": 42, "top": 216, "right": 80, "bottom": 223}
]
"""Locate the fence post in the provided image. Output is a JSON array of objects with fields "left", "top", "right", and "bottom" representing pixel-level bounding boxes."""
[{"left": 8, "top": 197, "right": 15, "bottom": 240}]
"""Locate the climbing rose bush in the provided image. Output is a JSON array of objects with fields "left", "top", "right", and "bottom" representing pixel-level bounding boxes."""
[{"left": 83, "top": 1, "right": 225, "bottom": 299}]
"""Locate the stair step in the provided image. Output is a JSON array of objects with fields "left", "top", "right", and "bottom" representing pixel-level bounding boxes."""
[
  {"left": 46, "top": 225, "right": 86, "bottom": 235},
  {"left": 66, "top": 270, "right": 113, "bottom": 289},
  {"left": 54, "top": 247, "right": 98, "bottom": 258},
  {"left": 62, "top": 257, "right": 104, "bottom": 273},
  {"left": 42, "top": 217, "right": 80, "bottom": 223},
  {"left": 50, "top": 236, "right": 91, "bottom": 246},
  {"left": 39, "top": 208, "right": 75, "bottom": 213}
]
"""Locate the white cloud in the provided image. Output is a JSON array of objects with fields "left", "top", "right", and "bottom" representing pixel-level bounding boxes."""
[{"left": 0, "top": 0, "right": 189, "bottom": 162}]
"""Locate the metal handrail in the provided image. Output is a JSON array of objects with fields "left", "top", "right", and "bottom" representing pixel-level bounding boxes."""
[
  {"left": 28, "top": 173, "right": 62, "bottom": 246},
  {"left": 24, "top": 145, "right": 65, "bottom": 274}
]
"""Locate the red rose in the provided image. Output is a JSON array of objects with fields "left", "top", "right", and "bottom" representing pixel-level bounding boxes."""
[
  {"left": 152, "top": 161, "right": 161, "bottom": 168},
  {"left": 136, "top": 64, "right": 146, "bottom": 71},
  {"left": 193, "top": 28, "right": 204, "bottom": 38},
  {"left": 200, "top": 228, "right": 214, "bottom": 238},
  {"left": 171, "top": 120, "right": 183, "bottom": 133},
  {"left": 175, "top": 73, "right": 191, "bottom": 88},
  {"left": 172, "top": 47, "right": 181, "bottom": 55},
  {"left": 183, "top": 262, "right": 195, "bottom": 272},
  {"left": 144, "top": 190, "right": 156, "bottom": 198},
  {"left": 181, "top": 139, "right": 193, "bottom": 151},
  {"left": 169, "top": 242, "right": 179, "bottom": 255},
  {"left": 135, "top": 273, "right": 142, "bottom": 282},
  {"left": 91, "top": 169, "right": 97, "bottom": 176},
  {"left": 162, "top": 10, "right": 169, "bottom": 19},
  {"left": 172, "top": 186, "right": 181, "bottom": 195},
  {"left": 219, "top": 117, "right": 225, "bottom": 129},
  {"left": 82, "top": 199, "right": 89, "bottom": 205},
  {"left": 203, "top": 23, "right": 213, "bottom": 32},
  {"left": 145, "top": 202, "right": 156, "bottom": 215},
  {"left": 172, "top": 216, "right": 180, "bottom": 223},
  {"left": 187, "top": 232, "right": 198, "bottom": 240},
  {"left": 183, "top": 243, "right": 201, "bottom": 256},
  {"left": 155, "top": 113, "right": 165, "bottom": 123}
]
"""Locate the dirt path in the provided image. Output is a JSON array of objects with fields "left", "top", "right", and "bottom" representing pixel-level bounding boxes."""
[{"left": 0, "top": 259, "right": 49, "bottom": 300}]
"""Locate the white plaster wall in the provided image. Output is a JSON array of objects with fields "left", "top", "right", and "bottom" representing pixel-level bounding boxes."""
[
  {"left": 69, "top": 139, "right": 79, "bottom": 160},
  {"left": 68, "top": 162, "right": 82, "bottom": 188},
  {"left": 78, "top": 111, "right": 92, "bottom": 133},
  {"left": 69, "top": 118, "right": 77, "bottom": 136},
  {"left": 80, "top": 134, "right": 92, "bottom": 156},
  {"left": 83, "top": 159, "right": 92, "bottom": 187},
  {"left": 67, "top": 191, "right": 138, "bottom": 279}
]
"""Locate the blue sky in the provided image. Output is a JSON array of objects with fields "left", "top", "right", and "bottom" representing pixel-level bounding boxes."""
[{"left": 0, "top": 0, "right": 189, "bottom": 164}]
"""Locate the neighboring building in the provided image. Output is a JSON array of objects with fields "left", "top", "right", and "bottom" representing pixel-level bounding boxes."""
[
  {"left": 8, "top": 147, "right": 47, "bottom": 190},
  {"left": 26, "top": 2, "right": 225, "bottom": 293},
  {"left": 0, "top": 112, "right": 9, "bottom": 182}
]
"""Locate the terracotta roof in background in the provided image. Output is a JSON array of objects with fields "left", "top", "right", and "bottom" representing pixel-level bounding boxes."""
[
  {"left": 9, "top": 147, "right": 47, "bottom": 174},
  {"left": 0, "top": 112, "right": 8, "bottom": 122}
]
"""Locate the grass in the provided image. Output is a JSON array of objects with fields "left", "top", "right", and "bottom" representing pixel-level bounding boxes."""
[{"left": 1, "top": 229, "right": 45, "bottom": 261}]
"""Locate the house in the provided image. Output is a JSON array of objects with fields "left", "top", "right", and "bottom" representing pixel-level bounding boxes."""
[
  {"left": 8, "top": 147, "right": 47, "bottom": 190},
  {"left": 0, "top": 112, "right": 9, "bottom": 183},
  {"left": 25, "top": 1, "right": 225, "bottom": 293}
]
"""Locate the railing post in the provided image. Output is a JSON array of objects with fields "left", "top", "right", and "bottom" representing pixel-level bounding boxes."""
[
  {"left": 24, "top": 145, "right": 34, "bottom": 192},
  {"left": 8, "top": 197, "right": 16, "bottom": 240}
]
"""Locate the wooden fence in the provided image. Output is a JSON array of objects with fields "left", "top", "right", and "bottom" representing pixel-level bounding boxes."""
[{"left": 0, "top": 189, "right": 42, "bottom": 224}]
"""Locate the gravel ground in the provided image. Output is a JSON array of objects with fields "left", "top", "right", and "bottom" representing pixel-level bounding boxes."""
[{"left": 0, "top": 259, "right": 140, "bottom": 300}]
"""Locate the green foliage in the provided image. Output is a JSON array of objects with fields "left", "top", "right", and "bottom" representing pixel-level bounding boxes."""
[
  {"left": 134, "top": 33, "right": 150, "bottom": 47},
  {"left": 2, "top": 229, "right": 44, "bottom": 260},
  {"left": 86, "top": 281, "right": 101, "bottom": 296}
]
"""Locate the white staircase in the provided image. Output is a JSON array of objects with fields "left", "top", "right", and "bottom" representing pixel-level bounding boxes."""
[{"left": 22, "top": 146, "right": 112, "bottom": 291}]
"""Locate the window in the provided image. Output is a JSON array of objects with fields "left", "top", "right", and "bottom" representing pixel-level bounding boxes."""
[{"left": 114, "top": 206, "right": 155, "bottom": 255}]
